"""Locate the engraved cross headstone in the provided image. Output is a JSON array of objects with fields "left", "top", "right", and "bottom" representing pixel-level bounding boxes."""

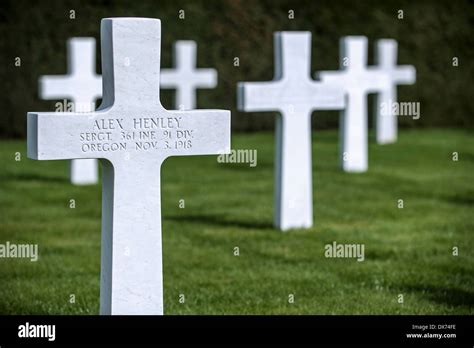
[
  {"left": 28, "top": 18, "right": 231, "bottom": 315},
  {"left": 39, "top": 37, "right": 102, "bottom": 185},
  {"left": 373, "top": 39, "right": 416, "bottom": 144},
  {"left": 317, "top": 36, "right": 390, "bottom": 172},
  {"left": 161, "top": 40, "right": 217, "bottom": 110},
  {"left": 237, "top": 32, "right": 345, "bottom": 231}
]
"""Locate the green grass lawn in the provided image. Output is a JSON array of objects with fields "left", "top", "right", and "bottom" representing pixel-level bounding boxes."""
[{"left": 0, "top": 129, "right": 473, "bottom": 315}]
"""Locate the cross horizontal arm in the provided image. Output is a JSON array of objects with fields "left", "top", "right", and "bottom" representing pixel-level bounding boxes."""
[
  {"left": 315, "top": 70, "right": 343, "bottom": 83},
  {"left": 192, "top": 69, "right": 217, "bottom": 87},
  {"left": 393, "top": 65, "right": 416, "bottom": 84},
  {"left": 160, "top": 69, "right": 217, "bottom": 89},
  {"left": 27, "top": 111, "right": 105, "bottom": 161},
  {"left": 159, "top": 70, "right": 179, "bottom": 88},
  {"left": 237, "top": 81, "right": 284, "bottom": 112},
  {"left": 39, "top": 75, "right": 102, "bottom": 104},
  {"left": 39, "top": 76, "right": 77, "bottom": 100},
  {"left": 318, "top": 68, "right": 390, "bottom": 92},
  {"left": 165, "top": 109, "right": 231, "bottom": 157}
]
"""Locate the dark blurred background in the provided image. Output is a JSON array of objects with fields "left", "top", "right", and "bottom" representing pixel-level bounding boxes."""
[{"left": 0, "top": 0, "right": 473, "bottom": 138}]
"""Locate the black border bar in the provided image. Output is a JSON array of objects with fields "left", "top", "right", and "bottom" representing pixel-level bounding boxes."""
[{"left": 0, "top": 315, "right": 472, "bottom": 346}]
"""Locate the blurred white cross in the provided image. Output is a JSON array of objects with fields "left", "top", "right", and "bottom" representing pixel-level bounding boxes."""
[
  {"left": 238, "top": 32, "right": 345, "bottom": 231},
  {"left": 373, "top": 39, "right": 416, "bottom": 144},
  {"left": 39, "top": 37, "right": 102, "bottom": 185},
  {"left": 161, "top": 40, "right": 217, "bottom": 110},
  {"left": 317, "top": 36, "right": 390, "bottom": 172}
]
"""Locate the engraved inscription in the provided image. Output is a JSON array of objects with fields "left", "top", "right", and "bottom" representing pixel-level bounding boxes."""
[{"left": 79, "top": 116, "right": 194, "bottom": 153}]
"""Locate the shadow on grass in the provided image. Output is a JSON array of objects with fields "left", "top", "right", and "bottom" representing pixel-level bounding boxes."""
[
  {"left": 4, "top": 172, "right": 69, "bottom": 183},
  {"left": 459, "top": 152, "right": 474, "bottom": 163},
  {"left": 165, "top": 214, "right": 274, "bottom": 231},
  {"left": 218, "top": 164, "right": 271, "bottom": 172},
  {"left": 400, "top": 284, "right": 474, "bottom": 308},
  {"left": 444, "top": 193, "right": 474, "bottom": 206}
]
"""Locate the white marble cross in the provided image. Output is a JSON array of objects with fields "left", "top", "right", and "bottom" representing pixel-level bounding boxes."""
[
  {"left": 373, "top": 39, "right": 416, "bottom": 144},
  {"left": 317, "top": 36, "right": 390, "bottom": 172},
  {"left": 28, "top": 18, "right": 231, "bottom": 315},
  {"left": 237, "top": 32, "right": 345, "bottom": 231},
  {"left": 161, "top": 40, "right": 217, "bottom": 110},
  {"left": 39, "top": 37, "right": 102, "bottom": 185}
]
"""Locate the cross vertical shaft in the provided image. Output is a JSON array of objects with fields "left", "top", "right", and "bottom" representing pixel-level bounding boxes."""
[
  {"left": 275, "top": 106, "right": 313, "bottom": 230},
  {"left": 100, "top": 159, "right": 164, "bottom": 314}
]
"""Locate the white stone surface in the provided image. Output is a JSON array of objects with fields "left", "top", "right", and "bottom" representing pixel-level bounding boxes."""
[
  {"left": 317, "top": 36, "right": 390, "bottom": 172},
  {"left": 161, "top": 40, "right": 217, "bottom": 110},
  {"left": 373, "top": 39, "right": 416, "bottom": 144},
  {"left": 39, "top": 37, "right": 102, "bottom": 185},
  {"left": 28, "top": 18, "right": 231, "bottom": 315},
  {"left": 238, "top": 32, "right": 345, "bottom": 231}
]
